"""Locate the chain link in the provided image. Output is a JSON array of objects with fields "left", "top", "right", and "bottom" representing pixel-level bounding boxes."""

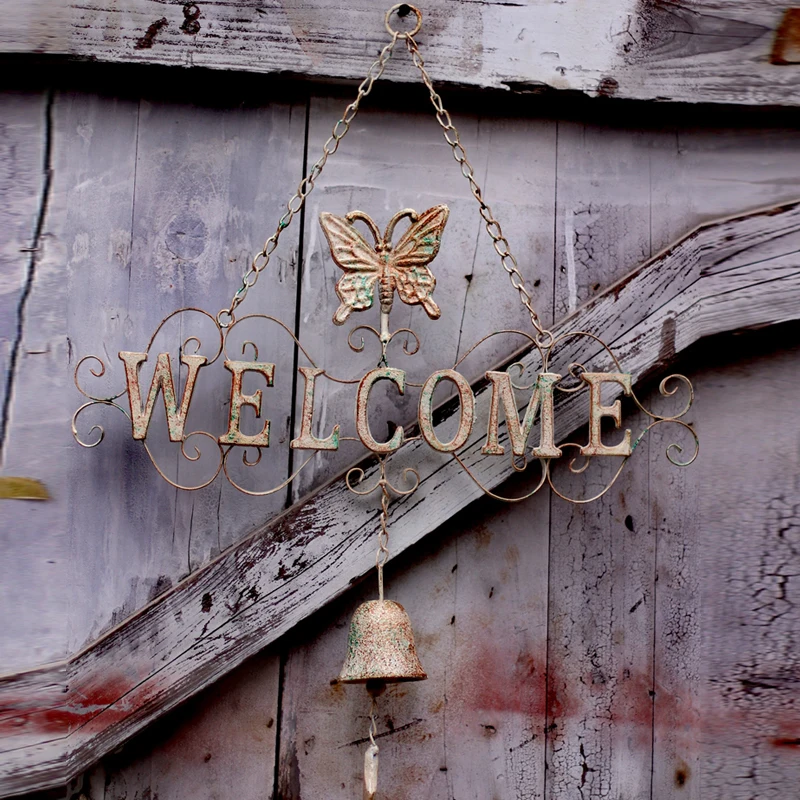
[
  {"left": 403, "top": 34, "right": 552, "bottom": 344},
  {"left": 376, "top": 458, "right": 391, "bottom": 602},
  {"left": 217, "top": 35, "right": 400, "bottom": 327}
]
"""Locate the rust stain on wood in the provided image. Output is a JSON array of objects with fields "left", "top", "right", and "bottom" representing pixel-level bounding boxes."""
[
  {"left": 597, "top": 76, "right": 619, "bottom": 97},
  {"left": 772, "top": 736, "right": 800, "bottom": 747},
  {"left": 771, "top": 9, "right": 800, "bottom": 64},
  {"left": 135, "top": 18, "right": 168, "bottom": 50},
  {"left": 181, "top": 3, "right": 202, "bottom": 35}
]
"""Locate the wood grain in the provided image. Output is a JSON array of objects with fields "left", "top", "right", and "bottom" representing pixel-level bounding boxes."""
[
  {"left": 63, "top": 92, "right": 306, "bottom": 653},
  {"left": 691, "top": 341, "right": 800, "bottom": 797},
  {"left": 90, "top": 648, "right": 280, "bottom": 800},
  {"left": 0, "top": 91, "right": 71, "bottom": 675},
  {"left": 2, "top": 199, "right": 799, "bottom": 796},
  {"left": 2, "top": 1, "right": 799, "bottom": 107}
]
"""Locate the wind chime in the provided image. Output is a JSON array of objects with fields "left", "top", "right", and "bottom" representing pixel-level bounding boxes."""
[{"left": 72, "top": 5, "right": 698, "bottom": 796}]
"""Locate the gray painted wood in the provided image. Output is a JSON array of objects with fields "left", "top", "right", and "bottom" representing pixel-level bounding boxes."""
[
  {"left": 276, "top": 474, "right": 551, "bottom": 799},
  {"left": 547, "top": 120, "right": 675, "bottom": 800},
  {"left": 269, "top": 332, "right": 800, "bottom": 800},
  {"left": 0, "top": 93, "right": 47, "bottom": 449},
  {"left": 0, "top": 92, "right": 62, "bottom": 671},
  {"left": 545, "top": 117, "right": 800, "bottom": 798},
  {"left": 2, "top": 1, "right": 800, "bottom": 106},
  {"left": 4, "top": 196, "right": 797, "bottom": 796},
  {"left": 0, "top": 87, "right": 303, "bottom": 794},
  {"left": 692, "top": 340, "right": 800, "bottom": 797},
  {"left": 4, "top": 81, "right": 800, "bottom": 799},
  {"left": 89, "top": 648, "right": 280, "bottom": 800},
  {"left": 545, "top": 424, "right": 657, "bottom": 800},
  {"left": 65, "top": 92, "right": 306, "bottom": 653},
  {"left": 2, "top": 88, "right": 307, "bottom": 668},
  {"left": 650, "top": 389, "right": 701, "bottom": 800}
]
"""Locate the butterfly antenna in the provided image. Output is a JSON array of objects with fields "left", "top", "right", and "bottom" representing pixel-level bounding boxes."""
[{"left": 345, "top": 211, "right": 382, "bottom": 245}]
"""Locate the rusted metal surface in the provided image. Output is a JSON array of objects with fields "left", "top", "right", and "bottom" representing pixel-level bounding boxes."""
[
  {"left": 355, "top": 368, "right": 407, "bottom": 454},
  {"left": 70, "top": 5, "right": 698, "bottom": 506},
  {"left": 482, "top": 371, "right": 562, "bottom": 459},
  {"left": 580, "top": 372, "right": 633, "bottom": 457},
  {"left": 291, "top": 366, "right": 340, "bottom": 451},
  {"left": 418, "top": 368, "right": 475, "bottom": 452},
  {"left": 218, "top": 360, "right": 275, "bottom": 447},
  {"left": 319, "top": 205, "right": 447, "bottom": 327},
  {"left": 73, "top": 322, "right": 696, "bottom": 503},
  {"left": 118, "top": 351, "right": 207, "bottom": 442},
  {"left": 338, "top": 600, "right": 427, "bottom": 683}
]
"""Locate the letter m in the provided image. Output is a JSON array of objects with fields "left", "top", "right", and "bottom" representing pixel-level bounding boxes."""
[{"left": 482, "top": 371, "right": 562, "bottom": 458}]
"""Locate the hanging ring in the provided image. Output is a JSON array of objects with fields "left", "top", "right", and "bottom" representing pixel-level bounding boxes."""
[{"left": 385, "top": 4, "right": 422, "bottom": 38}]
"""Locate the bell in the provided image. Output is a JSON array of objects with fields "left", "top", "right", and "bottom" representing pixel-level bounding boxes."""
[{"left": 339, "top": 600, "right": 427, "bottom": 683}]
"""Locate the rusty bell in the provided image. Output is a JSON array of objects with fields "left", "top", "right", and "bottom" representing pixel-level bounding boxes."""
[{"left": 339, "top": 600, "right": 427, "bottom": 684}]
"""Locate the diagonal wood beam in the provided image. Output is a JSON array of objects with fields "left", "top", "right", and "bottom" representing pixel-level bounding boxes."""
[{"left": 2, "top": 200, "right": 799, "bottom": 797}]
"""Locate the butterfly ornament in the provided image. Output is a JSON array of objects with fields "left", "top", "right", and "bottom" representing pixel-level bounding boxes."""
[{"left": 319, "top": 205, "right": 449, "bottom": 329}]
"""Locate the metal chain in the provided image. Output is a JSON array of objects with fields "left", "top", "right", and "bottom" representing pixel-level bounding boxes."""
[
  {"left": 376, "top": 458, "right": 391, "bottom": 602},
  {"left": 403, "top": 33, "right": 553, "bottom": 345},
  {"left": 216, "top": 35, "right": 399, "bottom": 328},
  {"left": 219, "top": 4, "right": 550, "bottom": 344}
]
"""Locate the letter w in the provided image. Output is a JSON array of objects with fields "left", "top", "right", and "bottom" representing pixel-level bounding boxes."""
[{"left": 119, "top": 351, "right": 206, "bottom": 441}]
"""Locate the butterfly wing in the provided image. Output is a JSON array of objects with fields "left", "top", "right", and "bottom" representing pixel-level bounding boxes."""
[
  {"left": 319, "top": 212, "right": 383, "bottom": 325},
  {"left": 389, "top": 205, "right": 449, "bottom": 320}
]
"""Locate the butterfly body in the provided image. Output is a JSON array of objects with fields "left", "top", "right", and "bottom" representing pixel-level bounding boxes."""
[{"left": 319, "top": 205, "right": 449, "bottom": 326}]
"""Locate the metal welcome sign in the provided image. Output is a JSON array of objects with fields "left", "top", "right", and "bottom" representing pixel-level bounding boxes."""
[{"left": 70, "top": 6, "right": 697, "bottom": 797}]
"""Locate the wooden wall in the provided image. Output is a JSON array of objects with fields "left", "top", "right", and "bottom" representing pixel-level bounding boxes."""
[{"left": 2, "top": 61, "right": 800, "bottom": 798}]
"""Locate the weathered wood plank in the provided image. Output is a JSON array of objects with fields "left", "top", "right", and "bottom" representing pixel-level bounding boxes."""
[
  {"left": 0, "top": 91, "right": 59, "bottom": 672},
  {"left": 0, "top": 87, "right": 303, "bottom": 794},
  {"left": 0, "top": 92, "right": 47, "bottom": 450},
  {"left": 2, "top": 88, "right": 307, "bottom": 670},
  {"left": 547, "top": 119, "right": 800, "bottom": 797},
  {"left": 546, "top": 416, "right": 658, "bottom": 800},
  {"left": 545, "top": 123, "right": 677, "bottom": 798},
  {"left": 65, "top": 92, "right": 306, "bottom": 653},
  {"left": 2, "top": 1, "right": 799, "bottom": 107},
  {"left": 0, "top": 91, "right": 71, "bottom": 675},
  {"left": 649, "top": 392, "right": 701, "bottom": 799},
  {"left": 2, "top": 200, "right": 799, "bottom": 796},
  {"left": 88, "top": 648, "right": 280, "bottom": 800},
  {"left": 691, "top": 339, "right": 800, "bottom": 797}
]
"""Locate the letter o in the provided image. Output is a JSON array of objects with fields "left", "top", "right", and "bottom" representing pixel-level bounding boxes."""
[{"left": 418, "top": 369, "right": 475, "bottom": 452}]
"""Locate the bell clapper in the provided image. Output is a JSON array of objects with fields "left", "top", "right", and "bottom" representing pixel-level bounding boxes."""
[{"left": 363, "top": 691, "right": 381, "bottom": 799}]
